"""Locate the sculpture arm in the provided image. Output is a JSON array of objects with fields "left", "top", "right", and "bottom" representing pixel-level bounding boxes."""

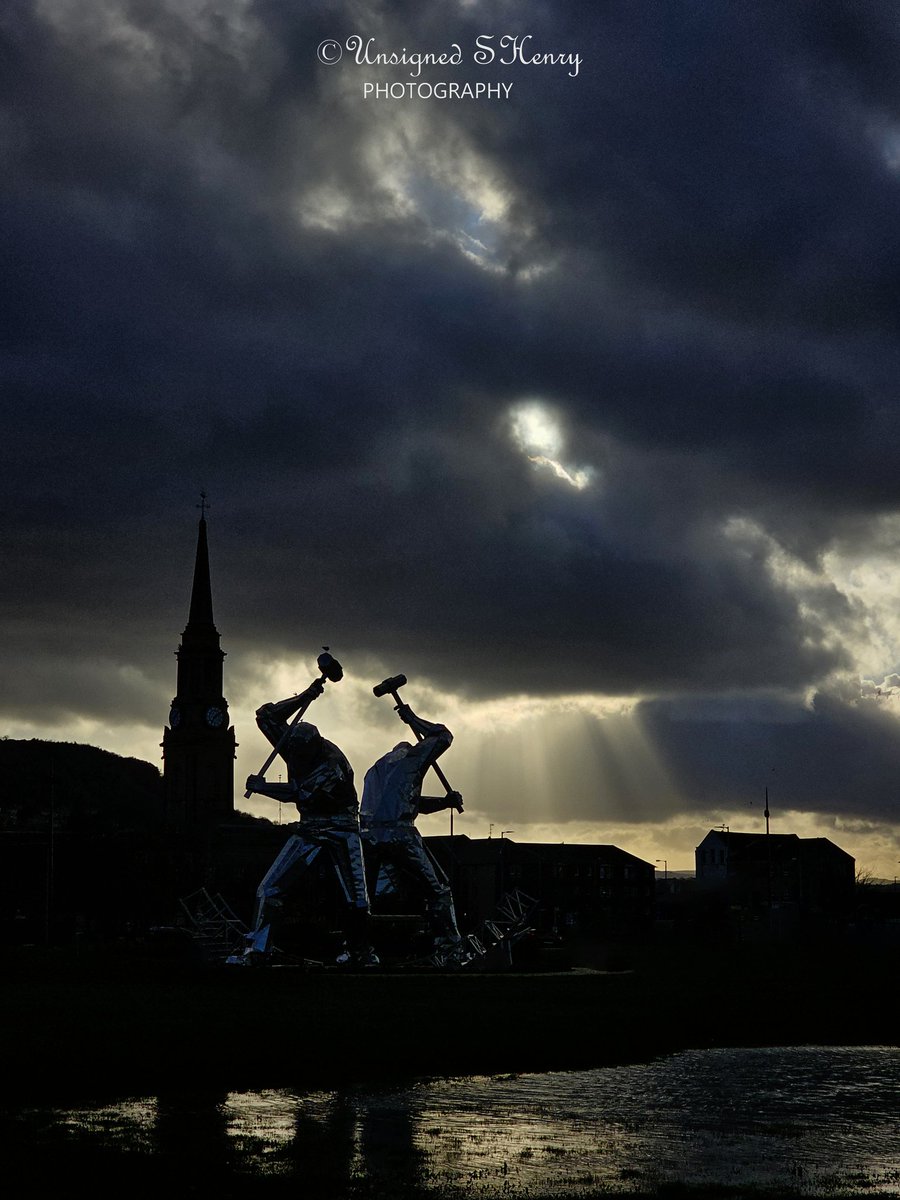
[
  {"left": 396, "top": 706, "right": 453, "bottom": 775},
  {"left": 255, "top": 681, "right": 324, "bottom": 747},
  {"left": 396, "top": 704, "right": 453, "bottom": 747},
  {"left": 418, "top": 790, "right": 464, "bottom": 815},
  {"left": 245, "top": 776, "right": 298, "bottom": 802},
  {"left": 403, "top": 731, "right": 453, "bottom": 784}
]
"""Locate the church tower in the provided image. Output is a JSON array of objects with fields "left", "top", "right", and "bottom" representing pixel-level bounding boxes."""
[{"left": 163, "top": 498, "right": 236, "bottom": 827}]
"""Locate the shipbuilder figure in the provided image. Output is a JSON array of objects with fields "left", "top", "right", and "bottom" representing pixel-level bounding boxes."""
[
  {"left": 242, "top": 678, "right": 377, "bottom": 967},
  {"left": 360, "top": 696, "right": 468, "bottom": 965}
]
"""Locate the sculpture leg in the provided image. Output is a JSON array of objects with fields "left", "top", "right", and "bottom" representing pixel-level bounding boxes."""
[
  {"left": 362, "top": 835, "right": 403, "bottom": 902},
  {"left": 251, "top": 834, "right": 322, "bottom": 937},
  {"left": 324, "top": 827, "right": 378, "bottom": 966},
  {"left": 390, "top": 831, "right": 462, "bottom": 945}
]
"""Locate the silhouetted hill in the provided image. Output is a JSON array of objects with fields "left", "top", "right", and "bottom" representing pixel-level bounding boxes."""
[
  {"left": 0, "top": 738, "right": 164, "bottom": 833},
  {"left": 0, "top": 739, "right": 283, "bottom": 941}
]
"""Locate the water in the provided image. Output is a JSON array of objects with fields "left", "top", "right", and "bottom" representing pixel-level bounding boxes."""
[{"left": 4, "top": 1046, "right": 900, "bottom": 1195}]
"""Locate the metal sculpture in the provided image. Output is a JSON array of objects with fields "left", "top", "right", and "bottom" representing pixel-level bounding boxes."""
[
  {"left": 362, "top": 674, "right": 469, "bottom": 966},
  {"left": 237, "top": 651, "right": 377, "bottom": 966}
]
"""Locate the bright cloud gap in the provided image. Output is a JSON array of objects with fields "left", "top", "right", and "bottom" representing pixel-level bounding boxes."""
[{"left": 509, "top": 400, "right": 594, "bottom": 491}]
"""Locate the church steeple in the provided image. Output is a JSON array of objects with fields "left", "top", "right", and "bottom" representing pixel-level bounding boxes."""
[
  {"left": 175, "top": 509, "right": 224, "bottom": 703},
  {"left": 187, "top": 515, "right": 215, "bottom": 631},
  {"left": 163, "top": 498, "right": 236, "bottom": 828},
  {"left": 186, "top": 492, "right": 216, "bottom": 634}
]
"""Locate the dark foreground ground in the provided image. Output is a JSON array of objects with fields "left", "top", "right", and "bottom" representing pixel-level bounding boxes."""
[
  {"left": 1, "top": 938, "right": 896, "bottom": 1199},
  {"left": 1, "top": 937, "right": 896, "bottom": 1101}
]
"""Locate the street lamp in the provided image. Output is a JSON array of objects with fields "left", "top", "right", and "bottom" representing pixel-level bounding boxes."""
[{"left": 655, "top": 859, "right": 668, "bottom": 881}]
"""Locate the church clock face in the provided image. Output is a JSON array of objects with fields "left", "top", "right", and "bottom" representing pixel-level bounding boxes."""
[
  {"left": 169, "top": 706, "right": 181, "bottom": 728},
  {"left": 205, "top": 705, "right": 225, "bottom": 728}
]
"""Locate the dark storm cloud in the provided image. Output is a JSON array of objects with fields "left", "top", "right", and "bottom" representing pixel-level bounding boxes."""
[
  {"left": 1, "top": 0, "right": 899, "bottom": 770},
  {"left": 638, "top": 687, "right": 900, "bottom": 824},
  {"left": 466, "top": 686, "right": 900, "bottom": 832},
  {"left": 1, "top": 642, "right": 171, "bottom": 727}
]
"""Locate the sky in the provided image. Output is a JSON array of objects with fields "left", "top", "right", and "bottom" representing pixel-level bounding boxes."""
[{"left": 3, "top": 1, "right": 900, "bottom": 877}]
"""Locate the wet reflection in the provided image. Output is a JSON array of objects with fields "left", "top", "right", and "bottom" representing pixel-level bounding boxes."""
[
  {"left": 281, "top": 1090, "right": 360, "bottom": 1189},
  {"left": 218, "top": 1086, "right": 427, "bottom": 1190},
  {"left": 357, "top": 1089, "right": 427, "bottom": 1193},
  {"left": 4, "top": 1047, "right": 900, "bottom": 1196},
  {"left": 154, "top": 1091, "right": 236, "bottom": 1183}
]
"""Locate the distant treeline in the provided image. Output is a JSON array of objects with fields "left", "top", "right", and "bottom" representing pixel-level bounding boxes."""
[
  {"left": 0, "top": 739, "right": 274, "bottom": 940},
  {"left": 0, "top": 738, "right": 164, "bottom": 833}
]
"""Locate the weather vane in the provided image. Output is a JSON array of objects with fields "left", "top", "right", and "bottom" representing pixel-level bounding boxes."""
[{"left": 197, "top": 490, "right": 210, "bottom": 519}]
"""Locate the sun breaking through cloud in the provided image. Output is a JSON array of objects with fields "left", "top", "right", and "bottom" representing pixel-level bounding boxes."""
[{"left": 508, "top": 400, "right": 594, "bottom": 490}]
